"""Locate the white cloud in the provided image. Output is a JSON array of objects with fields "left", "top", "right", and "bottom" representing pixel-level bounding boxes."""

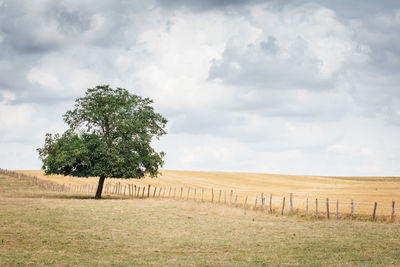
[
  {"left": 26, "top": 55, "right": 102, "bottom": 97},
  {"left": 134, "top": 10, "right": 261, "bottom": 110},
  {"left": 0, "top": 102, "right": 33, "bottom": 129},
  {"left": 28, "top": 67, "right": 63, "bottom": 91},
  {"left": 211, "top": 3, "right": 369, "bottom": 88},
  {"left": 0, "top": 101, "right": 36, "bottom": 150},
  {"left": 0, "top": 90, "right": 15, "bottom": 103}
]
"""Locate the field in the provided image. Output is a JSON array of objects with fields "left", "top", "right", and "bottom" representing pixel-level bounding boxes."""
[
  {"left": 1, "top": 173, "right": 400, "bottom": 266},
  {"left": 17, "top": 170, "right": 400, "bottom": 217}
]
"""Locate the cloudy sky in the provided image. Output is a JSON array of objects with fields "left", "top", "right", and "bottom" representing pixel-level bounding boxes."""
[{"left": 1, "top": 0, "right": 400, "bottom": 176}]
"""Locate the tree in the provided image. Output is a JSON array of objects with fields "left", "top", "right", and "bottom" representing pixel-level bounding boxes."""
[{"left": 37, "top": 85, "right": 167, "bottom": 199}]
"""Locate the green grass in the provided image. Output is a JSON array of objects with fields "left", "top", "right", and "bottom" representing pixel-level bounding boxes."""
[{"left": 1, "top": 174, "right": 400, "bottom": 266}]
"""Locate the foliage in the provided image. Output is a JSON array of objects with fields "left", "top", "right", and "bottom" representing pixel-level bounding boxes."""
[{"left": 37, "top": 85, "right": 167, "bottom": 197}]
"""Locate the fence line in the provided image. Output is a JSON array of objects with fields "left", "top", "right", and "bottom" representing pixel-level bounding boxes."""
[{"left": 0, "top": 169, "right": 397, "bottom": 222}]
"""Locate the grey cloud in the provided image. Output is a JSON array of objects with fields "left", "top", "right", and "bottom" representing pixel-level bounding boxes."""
[
  {"left": 50, "top": 7, "right": 92, "bottom": 34},
  {"left": 0, "top": 0, "right": 155, "bottom": 107},
  {"left": 207, "top": 5, "right": 400, "bottom": 128},
  {"left": 171, "top": 109, "right": 236, "bottom": 135},
  {"left": 156, "top": 0, "right": 265, "bottom": 12},
  {"left": 260, "top": 36, "right": 278, "bottom": 54},
  {"left": 0, "top": 1, "right": 61, "bottom": 53},
  {"left": 0, "top": 0, "right": 150, "bottom": 55},
  {"left": 209, "top": 36, "right": 335, "bottom": 91},
  {"left": 352, "top": 10, "right": 400, "bottom": 74},
  {"left": 298, "top": 0, "right": 400, "bottom": 19},
  {"left": 168, "top": 91, "right": 349, "bottom": 145},
  {"left": 345, "top": 9, "right": 400, "bottom": 123}
]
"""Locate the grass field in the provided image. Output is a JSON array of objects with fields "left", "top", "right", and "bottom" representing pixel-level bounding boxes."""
[
  {"left": 1, "top": 173, "right": 400, "bottom": 266},
  {"left": 18, "top": 169, "right": 400, "bottom": 217}
]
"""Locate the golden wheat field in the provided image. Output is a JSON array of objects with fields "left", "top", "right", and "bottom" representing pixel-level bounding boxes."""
[{"left": 16, "top": 169, "right": 400, "bottom": 218}]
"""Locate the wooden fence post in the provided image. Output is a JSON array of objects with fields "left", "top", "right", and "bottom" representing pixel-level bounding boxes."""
[
  {"left": 162, "top": 188, "right": 166, "bottom": 198},
  {"left": 168, "top": 187, "right": 171, "bottom": 198},
  {"left": 153, "top": 187, "right": 157, "bottom": 198},
  {"left": 392, "top": 201, "right": 395, "bottom": 221},
  {"left": 281, "top": 197, "right": 285, "bottom": 215},
  {"left": 158, "top": 187, "right": 162, "bottom": 198},
  {"left": 230, "top": 190, "right": 233, "bottom": 206},
  {"left": 254, "top": 196, "right": 258, "bottom": 210},
  {"left": 201, "top": 189, "right": 204, "bottom": 202},
  {"left": 194, "top": 188, "right": 197, "bottom": 202},
  {"left": 316, "top": 198, "right": 318, "bottom": 219},
  {"left": 147, "top": 184, "right": 151, "bottom": 198},
  {"left": 179, "top": 187, "right": 182, "bottom": 200},
  {"left": 326, "top": 198, "right": 330, "bottom": 219},
  {"left": 306, "top": 198, "right": 309, "bottom": 217},
  {"left": 128, "top": 184, "right": 131, "bottom": 197},
  {"left": 350, "top": 200, "right": 354, "bottom": 221},
  {"left": 218, "top": 190, "right": 222, "bottom": 204},
  {"left": 187, "top": 187, "right": 190, "bottom": 201},
  {"left": 372, "top": 202, "right": 377, "bottom": 221},
  {"left": 142, "top": 186, "right": 145, "bottom": 198},
  {"left": 244, "top": 196, "right": 248, "bottom": 210},
  {"left": 211, "top": 188, "right": 214, "bottom": 203},
  {"left": 290, "top": 193, "right": 293, "bottom": 216},
  {"left": 261, "top": 196, "right": 265, "bottom": 212},
  {"left": 234, "top": 195, "right": 238, "bottom": 208},
  {"left": 336, "top": 200, "right": 339, "bottom": 220},
  {"left": 269, "top": 194, "right": 272, "bottom": 214},
  {"left": 260, "top": 193, "right": 264, "bottom": 211}
]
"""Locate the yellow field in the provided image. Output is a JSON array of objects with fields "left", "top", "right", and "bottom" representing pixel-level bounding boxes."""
[
  {"left": 17, "top": 169, "right": 400, "bottom": 217},
  {"left": 2, "top": 173, "right": 400, "bottom": 265}
]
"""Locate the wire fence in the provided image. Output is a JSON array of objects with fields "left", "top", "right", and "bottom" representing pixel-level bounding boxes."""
[{"left": 0, "top": 169, "right": 397, "bottom": 222}]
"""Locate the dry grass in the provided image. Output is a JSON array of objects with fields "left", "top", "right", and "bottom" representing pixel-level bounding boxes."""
[
  {"left": 18, "top": 169, "right": 400, "bottom": 216},
  {"left": 1, "top": 173, "right": 400, "bottom": 266}
]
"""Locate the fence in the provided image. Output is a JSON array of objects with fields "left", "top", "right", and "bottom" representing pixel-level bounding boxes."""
[{"left": 0, "top": 169, "right": 396, "bottom": 222}]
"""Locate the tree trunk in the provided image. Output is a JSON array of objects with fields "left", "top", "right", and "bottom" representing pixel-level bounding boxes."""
[{"left": 95, "top": 176, "right": 106, "bottom": 199}]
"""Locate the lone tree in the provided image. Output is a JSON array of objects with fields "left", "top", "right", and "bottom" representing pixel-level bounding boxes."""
[{"left": 37, "top": 85, "right": 167, "bottom": 199}]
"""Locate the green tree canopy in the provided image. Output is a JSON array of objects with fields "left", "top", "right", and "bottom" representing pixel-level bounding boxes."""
[{"left": 37, "top": 85, "right": 167, "bottom": 198}]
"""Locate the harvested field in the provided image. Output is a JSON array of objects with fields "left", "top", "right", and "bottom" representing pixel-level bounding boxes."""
[
  {"left": 16, "top": 170, "right": 400, "bottom": 218},
  {"left": 1, "top": 173, "right": 400, "bottom": 266}
]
